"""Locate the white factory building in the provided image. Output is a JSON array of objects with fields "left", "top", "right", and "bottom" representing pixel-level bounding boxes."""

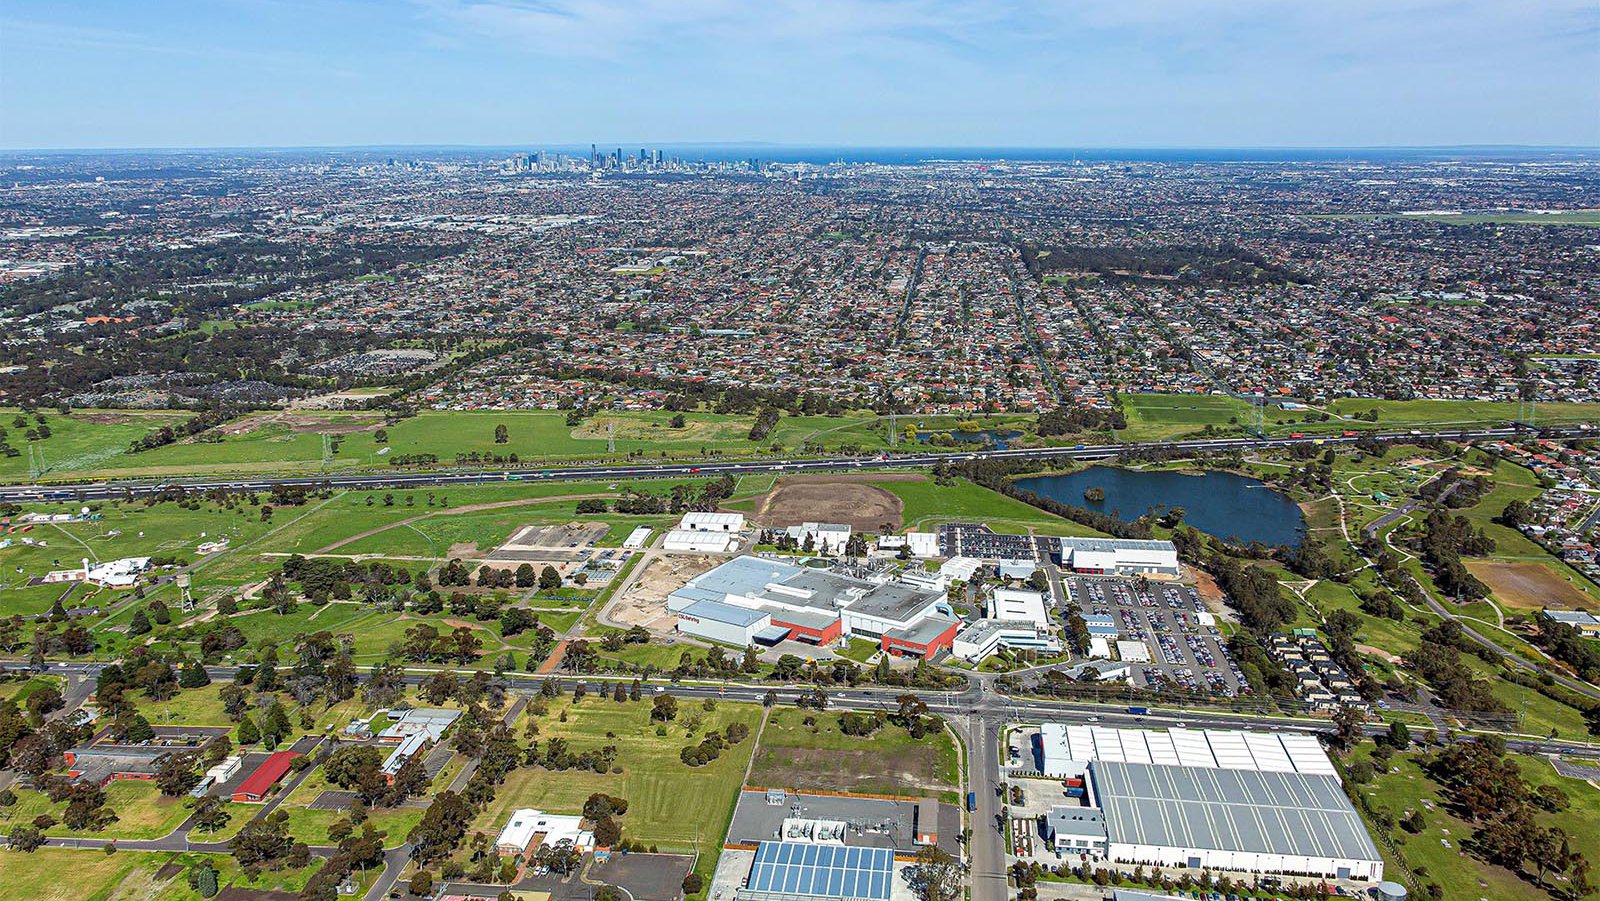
[
  {"left": 676, "top": 598, "right": 786, "bottom": 647},
  {"left": 679, "top": 511, "right": 746, "bottom": 533},
  {"left": 785, "top": 521, "right": 852, "bottom": 554},
  {"left": 662, "top": 529, "right": 739, "bottom": 553},
  {"left": 494, "top": 809, "right": 594, "bottom": 856},
  {"left": 1034, "top": 725, "right": 1382, "bottom": 882},
  {"left": 952, "top": 619, "right": 1061, "bottom": 662},
  {"left": 1059, "top": 538, "right": 1180, "bottom": 577},
  {"left": 989, "top": 588, "right": 1050, "bottom": 627}
]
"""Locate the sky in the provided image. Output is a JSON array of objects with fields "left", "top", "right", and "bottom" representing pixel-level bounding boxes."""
[{"left": 1, "top": 0, "right": 1597, "bottom": 150}]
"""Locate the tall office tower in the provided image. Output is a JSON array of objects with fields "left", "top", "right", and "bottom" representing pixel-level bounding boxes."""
[{"left": 591, "top": 143, "right": 598, "bottom": 166}]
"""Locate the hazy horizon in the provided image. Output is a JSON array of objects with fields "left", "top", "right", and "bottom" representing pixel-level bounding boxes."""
[{"left": 2, "top": 0, "right": 1596, "bottom": 151}]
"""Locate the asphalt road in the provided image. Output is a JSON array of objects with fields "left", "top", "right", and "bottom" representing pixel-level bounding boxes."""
[{"left": 2, "top": 426, "right": 1583, "bottom": 502}]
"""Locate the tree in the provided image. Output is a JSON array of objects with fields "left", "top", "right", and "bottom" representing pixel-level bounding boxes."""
[
  {"left": 179, "top": 661, "right": 211, "bottom": 689},
  {"left": 237, "top": 715, "right": 261, "bottom": 745},
  {"left": 190, "top": 860, "right": 220, "bottom": 898},
  {"left": 5, "top": 824, "right": 44, "bottom": 852},
  {"left": 494, "top": 424, "right": 509, "bottom": 444},
  {"left": 1331, "top": 705, "right": 1365, "bottom": 753},
  {"left": 409, "top": 871, "right": 434, "bottom": 897},
  {"left": 1387, "top": 720, "right": 1411, "bottom": 749},
  {"left": 191, "top": 795, "right": 231, "bottom": 833},
  {"left": 155, "top": 752, "right": 201, "bottom": 796},
  {"left": 912, "top": 845, "right": 962, "bottom": 901},
  {"left": 538, "top": 566, "right": 561, "bottom": 591},
  {"left": 651, "top": 693, "right": 678, "bottom": 722},
  {"left": 128, "top": 609, "right": 152, "bottom": 636},
  {"left": 514, "top": 563, "right": 535, "bottom": 588}
]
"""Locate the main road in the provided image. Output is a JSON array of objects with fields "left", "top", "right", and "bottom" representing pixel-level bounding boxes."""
[{"left": 2, "top": 425, "right": 1587, "bottom": 503}]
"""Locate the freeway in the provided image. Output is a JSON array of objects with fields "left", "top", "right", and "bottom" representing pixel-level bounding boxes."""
[{"left": 2, "top": 425, "right": 1589, "bottom": 503}]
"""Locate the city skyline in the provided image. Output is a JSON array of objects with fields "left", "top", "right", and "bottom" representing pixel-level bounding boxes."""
[{"left": 2, "top": 0, "right": 1597, "bottom": 150}]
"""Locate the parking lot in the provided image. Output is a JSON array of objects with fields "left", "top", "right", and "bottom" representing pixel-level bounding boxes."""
[{"left": 1065, "top": 575, "right": 1248, "bottom": 696}]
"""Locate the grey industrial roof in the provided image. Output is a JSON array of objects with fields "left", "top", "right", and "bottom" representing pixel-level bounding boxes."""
[
  {"left": 680, "top": 598, "right": 771, "bottom": 628},
  {"left": 1094, "top": 761, "right": 1381, "bottom": 863},
  {"left": 743, "top": 841, "right": 892, "bottom": 901},
  {"left": 1060, "top": 537, "right": 1177, "bottom": 553},
  {"left": 678, "top": 556, "right": 940, "bottom": 624},
  {"left": 1046, "top": 806, "right": 1107, "bottom": 838}
]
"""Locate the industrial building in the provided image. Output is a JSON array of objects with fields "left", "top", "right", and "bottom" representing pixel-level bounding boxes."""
[
  {"left": 1059, "top": 538, "right": 1180, "bottom": 577},
  {"left": 989, "top": 587, "right": 1049, "bottom": 627},
  {"left": 494, "top": 808, "right": 595, "bottom": 856},
  {"left": 951, "top": 619, "right": 1061, "bottom": 663},
  {"left": 233, "top": 750, "right": 299, "bottom": 802},
  {"left": 1030, "top": 725, "right": 1382, "bottom": 881},
  {"left": 738, "top": 842, "right": 894, "bottom": 901},
  {"left": 667, "top": 556, "right": 955, "bottom": 655},
  {"left": 376, "top": 707, "right": 460, "bottom": 744},
  {"left": 663, "top": 529, "right": 739, "bottom": 553},
  {"left": 623, "top": 526, "right": 653, "bottom": 549},
  {"left": 679, "top": 511, "right": 746, "bottom": 533},
  {"left": 676, "top": 598, "right": 786, "bottom": 647},
  {"left": 785, "top": 522, "right": 852, "bottom": 554}
]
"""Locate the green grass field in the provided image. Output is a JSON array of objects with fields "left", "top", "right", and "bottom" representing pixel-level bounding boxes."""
[
  {"left": 748, "top": 707, "right": 959, "bottom": 799},
  {"left": 0, "top": 780, "right": 191, "bottom": 840},
  {"left": 0, "top": 847, "right": 328, "bottom": 901},
  {"left": 1352, "top": 746, "right": 1600, "bottom": 900},
  {"left": 470, "top": 695, "right": 762, "bottom": 859},
  {"left": 1118, "top": 393, "right": 1253, "bottom": 441},
  {"left": 879, "top": 478, "right": 1106, "bottom": 536},
  {"left": 0, "top": 409, "right": 190, "bottom": 482}
]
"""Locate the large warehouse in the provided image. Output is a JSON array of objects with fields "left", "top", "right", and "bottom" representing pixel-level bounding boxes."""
[
  {"left": 1036, "top": 725, "right": 1382, "bottom": 882},
  {"left": 1059, "top": 538, "right": 1180, "bottom": 577},
  {"left": 667, "top": 556, "right": 955, "bottom": 654},
  {"left": 737, "top": 842, "right": 894, "bottom": 901}
]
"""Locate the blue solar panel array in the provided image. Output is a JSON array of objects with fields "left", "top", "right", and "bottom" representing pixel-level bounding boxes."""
[{"left": 746, "top": 842, "right": 894, "bottom": 901}]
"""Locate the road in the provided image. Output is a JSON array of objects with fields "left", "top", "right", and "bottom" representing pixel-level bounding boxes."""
[
  {"left": 15, "top": 659, "right": 1600, "bottom": 901},
  {"left": 2, "top": 426, "right": 1586, "bottom": 503}
]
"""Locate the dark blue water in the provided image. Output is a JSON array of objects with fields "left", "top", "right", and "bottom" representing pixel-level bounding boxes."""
[{"left": 1018, "top": 467, "right": 1304, "bottom": 548}]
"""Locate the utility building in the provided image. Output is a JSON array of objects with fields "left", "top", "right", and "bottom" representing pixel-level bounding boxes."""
[{"left": 1059, "top": 538, "right": 1180, "bottom": 577}]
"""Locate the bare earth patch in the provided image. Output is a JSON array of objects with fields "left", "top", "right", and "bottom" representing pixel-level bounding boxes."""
[
  {"left": 754, "top": 476, "right": 909, "bottom": 532},
  {"left": 1465, "top": 560, "right": 1597, "bottom": 611},
  {"left": 749, "top": 745, "right": 950, "bottom": 797}
]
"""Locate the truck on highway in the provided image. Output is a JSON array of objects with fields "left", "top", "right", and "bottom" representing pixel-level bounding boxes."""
[
  {"left": 1127, "top": 706, "right": 1148, "bottom": 715},
  {"left": 965, "top": 791, "right": 977, "bottom": 812}
]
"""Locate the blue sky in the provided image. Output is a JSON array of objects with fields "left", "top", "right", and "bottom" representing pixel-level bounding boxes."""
[{"left": 1, "top": 0, "right": 1596, "bottom": 149}]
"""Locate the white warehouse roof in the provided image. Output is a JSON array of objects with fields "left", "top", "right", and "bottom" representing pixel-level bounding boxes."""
[{"left": 1039, "top": 725, "right": 1337, "bottom": 779}]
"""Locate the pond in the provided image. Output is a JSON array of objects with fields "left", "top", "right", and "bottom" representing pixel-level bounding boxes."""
[{"left": 1017, "top": 466, "right": 1305, "bottom": 548}]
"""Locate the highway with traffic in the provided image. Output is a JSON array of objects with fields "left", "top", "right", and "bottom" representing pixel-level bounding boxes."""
[{"left": 2, "top": 425, "right": 1586, "bottom": 503}]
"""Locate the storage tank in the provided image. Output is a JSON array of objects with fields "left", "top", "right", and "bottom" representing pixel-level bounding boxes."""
[{"left": 1376, "top": 881, "right": 1407, "bottom": 901}]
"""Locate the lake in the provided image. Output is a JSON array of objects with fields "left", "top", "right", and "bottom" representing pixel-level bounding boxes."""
[{"left": 1017, "top": 467, "right": 1305, "bottom": 548}]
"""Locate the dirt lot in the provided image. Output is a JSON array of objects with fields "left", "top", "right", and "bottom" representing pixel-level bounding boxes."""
[
  {"left": 754, "top": 476, "right": 908, "bottom": 532},
  {"left": 221, "top": 411, "right": 379, "bottom": 436},
  {"left": 500, "top": 521, "right": 609, "bottom": 550},
  {"left": 605, "top": 553, "right": 720, "bottom": 629},
  {"left": 1466, "top": 560, "right": 1598, "bottom": 611},
  {"left": 748, "top": 744, "right": 952, "bottom": 797}
]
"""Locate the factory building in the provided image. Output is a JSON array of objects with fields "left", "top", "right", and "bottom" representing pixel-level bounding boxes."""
[
  {"left": 951, "top": 619, "right": 1062, "bottom": 662},
  {"left": 989, "top": 588, "right": 1050, "bottom": 627},
  {"left": 785, "top": 522, "right": 852, "bottom": 554},
  {"left": 1033, "top": 725, "right": 1382, "bottom": 881},
  {"left": 1059, "top": 538, "right": 1180, "bottom": 577},
  {"left": 662, "top": 529, "right": 739, "bottom": 553},
  {"left": 667, "top": 556, "right": 952, "bottom": 653},
  {"left": 676, "top": 598, "right": 786, "bottom": 647},
  {"left": 679, "top": 511, "right": 746, "bottom": 533}
]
